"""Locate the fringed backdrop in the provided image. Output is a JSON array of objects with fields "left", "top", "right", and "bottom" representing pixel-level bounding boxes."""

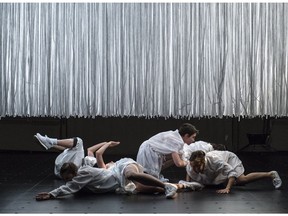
[{"left": 0, "top": 3, "right": 288, "bottom": 118}]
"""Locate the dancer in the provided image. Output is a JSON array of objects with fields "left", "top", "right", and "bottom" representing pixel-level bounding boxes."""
[
  {"left": 182, "top": 140, "right": 226, "bottom": 161},
  {"left": 186, "top": 150, "right": 282, "bottom": 194},
  {"left": 93, "top": 140, "right": 184, "bottom": 196},
  {"left": 136, "top": 123, "right": 199, "bottom": 180},
  {"left": 34, "top": 133, "right": 116, "bottom": 178},
  {"left": 93, "top": 139, "right": 203, "bottom": 194},
  {"left": 34, "top": 136, "right": 181, "bottom": 201}
]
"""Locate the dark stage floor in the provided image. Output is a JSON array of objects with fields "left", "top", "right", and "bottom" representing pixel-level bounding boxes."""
[{"left": 0, "top": 150, "right": 288, "bottom": 214}]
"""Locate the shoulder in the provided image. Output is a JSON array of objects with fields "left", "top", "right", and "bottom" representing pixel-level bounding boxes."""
[
  {"left": 78, "top": 166, "right": 103, "bottom": 176},
  {"left": 206, "top": 152, "right": 221, "bottom": 161}
]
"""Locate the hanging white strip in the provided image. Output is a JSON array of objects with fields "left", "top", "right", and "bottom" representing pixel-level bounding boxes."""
[{"left": 1, "top": 3, "right": 288, "bottom": 118}]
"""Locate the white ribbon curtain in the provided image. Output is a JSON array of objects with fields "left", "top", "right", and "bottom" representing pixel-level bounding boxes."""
[{"left": 1, "top": 3, "right": 288, "bottom": 118}]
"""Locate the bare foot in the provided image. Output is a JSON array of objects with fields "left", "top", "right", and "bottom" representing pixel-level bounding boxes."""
[{"left": 108, "top": 141, "right": 120, "bottom": 147}]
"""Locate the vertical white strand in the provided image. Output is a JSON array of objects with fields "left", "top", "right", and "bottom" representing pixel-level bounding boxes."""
[{"left": 1, "top": 3, "right": 288, "bottom": 118}]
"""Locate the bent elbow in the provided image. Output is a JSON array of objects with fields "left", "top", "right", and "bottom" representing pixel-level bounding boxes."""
[{"left": 175, "top": 161, "right": 186, "bottom": 167}]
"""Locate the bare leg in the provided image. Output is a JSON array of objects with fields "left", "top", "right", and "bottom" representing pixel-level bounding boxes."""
[
  {"left": 124, "top": 164, "right": 165, "bottom": 188},
  {"left": 52, "top": 145, "right": 66, "bottom": 151},
  {"left": 237, "top": 172, "right": 273, "bottom": 184},
  {"left": 34, "top": 133, "right": 75, "bottom": 151},
  {"left": 87, "top": 142, "right": 108, "bottom": 157},
  {"left": 93, "top": 141, "right": 120, "bottom": 168},
  {"left": 134, "top": 182, "right": 164, "bottom": 194},
  {"left": 87, "top": 141, "right": 120, "bottom": 157},
  {"left": 124, "top": 164, "right": 178, "bottom": 198},
  {"left": 176, "top": 183, "right": 185, "bottom": 190},
  {"left": 56, "top": 139, "right": 75, "bottom": 149}
]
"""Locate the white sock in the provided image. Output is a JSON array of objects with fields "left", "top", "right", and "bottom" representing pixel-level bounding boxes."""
[
  {"left": 51, "top": 138, "right": 57, "bottom": 145},
  {"left": 46, "top": 137, "right": 57, "bottom": 145}
]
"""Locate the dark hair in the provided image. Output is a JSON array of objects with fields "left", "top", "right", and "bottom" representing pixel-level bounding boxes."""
[
  {"left": 178, "top": 123, "right": 199, "bottom": 137},
  {"left": 60, "top": 162, "right": 78, "bottom": 177},
  {"left": 189, "top": 150, "right": 206, "bottom": 162},
  {"left": 211, "top": 143, "right": 226, "bottom": 151}
]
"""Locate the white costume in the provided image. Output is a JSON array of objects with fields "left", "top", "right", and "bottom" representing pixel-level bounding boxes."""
[
  {"left": 182, "top": 141, "right": 214, "bottom": 161},
  {"left": 136, "top": 129, "right": 185, "bottom": 178},
  {"left": 186, "top": 150, "right": 244, "bottom": 185},
  {"left": 49, "top": 166, "right": 120, "bottom": 197},
  {"left": 50, "top": 158, "right": 143, "bottom": 197},
  {"left": 109, "top": 157, "right": 144, "bottom": 192},
  {"left": 54, "top": 137, "right": 85, "bottom": 178}
]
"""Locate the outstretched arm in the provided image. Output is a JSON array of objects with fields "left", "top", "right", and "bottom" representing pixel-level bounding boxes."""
[
  {"left": 95, "top": 141, "right": 120, "bottom": 169},
  {"left": 36, "top": 171, "right": 95, "bottom": 201}
]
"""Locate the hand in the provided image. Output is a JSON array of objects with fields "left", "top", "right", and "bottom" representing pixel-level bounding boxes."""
[
  {"left": 108, "top": 141, "right": 120, "bottom": 147},
  {"left": 216, "top": 188, "right": 230, "bottom": 194},
  {"left": 35, "top": 192, "right": 53, "bottom": 201}
]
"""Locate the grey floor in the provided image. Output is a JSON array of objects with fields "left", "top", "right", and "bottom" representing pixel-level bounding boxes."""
[{"left": 0, "top": 150, "right": 287, "bottom": 214}]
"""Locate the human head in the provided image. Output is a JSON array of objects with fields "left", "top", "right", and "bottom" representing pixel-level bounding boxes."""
[
  {"left": 211, "top": 143, "right": 226, "bottom": 151},
  {"left": 189, "top": 150, "right": 206, "bottom": 174},
  {"left": 178, "top": 123, "right": 199, "bottom": 144},
  {"left": 60, "top": 162, "right": 78, "bottom": 182}
]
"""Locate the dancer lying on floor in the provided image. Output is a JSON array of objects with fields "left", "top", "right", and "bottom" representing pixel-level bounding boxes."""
[
  {"left": 186, "top": 150, "right": 282, "bottom": 194},
  {"left": 34, "top": 133, "right": 109, "bottom": 178},
  {"left": 34, "top": 134, "right": 197, "bottom": 201}
]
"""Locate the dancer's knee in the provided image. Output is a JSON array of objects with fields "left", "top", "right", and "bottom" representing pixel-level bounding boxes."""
[
  {"left": 124, "top": 165, "right": 140, "bottom": 180},
  {"left": 237, "top": 175, "right": 248, "bottom": 184}
]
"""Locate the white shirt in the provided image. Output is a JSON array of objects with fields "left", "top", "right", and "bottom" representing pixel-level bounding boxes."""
[
  {"left": 136, "top": 129, "right": 184, "bottom": 178},
  {"left": 186, "top": 150, "right": 244, "bottom": 185},
  {"left": 54, "top": 138, "right": 85, "bottom": 178},
  {"left": 109, "top": 157, "right": 144, "bottom": 191},
  {"left": 182, "top": 140, "right": 214, "bottom": 161},
  {"left": 49, "top": 165, "right": 119, "bottom": 197}
]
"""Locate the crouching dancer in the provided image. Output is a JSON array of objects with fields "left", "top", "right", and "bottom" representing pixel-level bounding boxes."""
[{"left": 186, "top": 150, "right": 282, "bottom": 194}]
